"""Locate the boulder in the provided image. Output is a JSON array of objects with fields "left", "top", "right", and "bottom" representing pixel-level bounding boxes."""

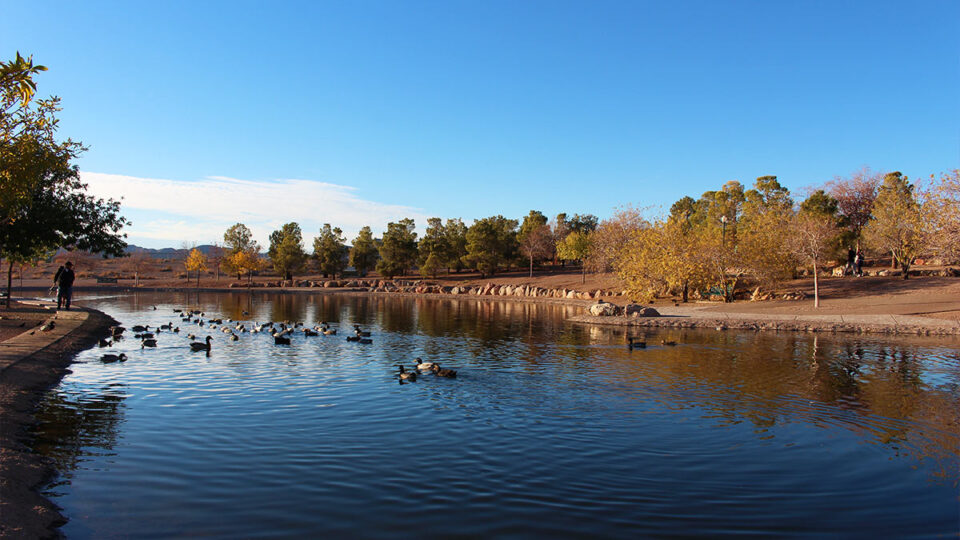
[
  {"left": 589, "top": 302, "right": 617, "bottom": 316},
  {"left": 625, "top": 304, "right": 660, "bottom": 317}
]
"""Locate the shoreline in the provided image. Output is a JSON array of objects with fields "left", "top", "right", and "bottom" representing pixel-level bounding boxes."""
[{"left": 0, "top": 301, "right": 117, "bottom": 539}]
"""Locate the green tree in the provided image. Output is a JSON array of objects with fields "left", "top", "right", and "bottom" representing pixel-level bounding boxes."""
[
  {"left": 738, "top": 176, "right": 797, "bottom": 288},
  {"left": 1, "top": 53, "right": 128, "bottom": 304},
  {"left": 465, "top": 215, "right": 518, "bottom": 277},
  {"left": 376, "top": 219, "right": 417, "bottom": 278},
  {"left": 419, "top": 252, "right": 443, "bottom": 279},
  {"left": 313, "top": 223, "right": 347, "bottom": 278},
  {"left": 442, "top": 218, "right": 468, "bottom": 272},
  {"left": 864, "top": 172, "right": 928, "bottom": 279},
  {"left": 418, "top": 218, "right": 449, "bottom": 273},
  {"left": 349, "top": 226, "right": 379, "bottom": 277},
  {"left": 556, "top": 230, "right": 593, "bottom": 284},
  {"left": 268, "top": 222, "right": 306, "bottom": 280}
]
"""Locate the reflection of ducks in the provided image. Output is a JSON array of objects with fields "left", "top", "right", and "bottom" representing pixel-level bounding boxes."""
[
  {"left": 141, "top": 338, "right": 158, "bottom": 348},
  {"left": 358, "top": 338, "right": 373, "bottom": 345},
  {"left": 627, "top": 337, "right": 646, "bottom": 350},
  {"left": 431, "top": 364, "right": 457, "bottom": 378},
  {"left": 398, "top": 365, "right": 417, "bottom": 381},
  {"left": 415, "top": 357, "right": 436, "bottom": 371},
  {"left": 101, "top": 353, "right": 127, "bottom": 363},
  {"left": 190, "top": 336, "right": 213, "bottom": 351},
  {"left": 660, "top": 340, "right": 677, "bottom": 346}
]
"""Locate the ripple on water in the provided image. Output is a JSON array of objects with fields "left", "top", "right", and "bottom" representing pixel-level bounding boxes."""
[{"left": 28, "top": 293, "right": 960, "bottom": 538}]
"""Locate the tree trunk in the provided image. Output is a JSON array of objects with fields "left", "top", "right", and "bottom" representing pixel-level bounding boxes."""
[
  {"left": 196, "top": 271, "right": 200, "bottom": 287},
  {"left": 891, "top": 250, "right": 897, "bottom": 269},
  {"left": 529, "top": 255, "right": 534, "bottom": 278},
  {"left": 901, "top": 262, "right": 910, "bottom": 279},
  {"left": 581, "top": 262, "right": 586, "bottom": 284},
  {"left": 5, "top": 260, "right": 12, "bottom": 308},
  {"left": 682, "top": 281, "right": 689, "bottom": 303},
  {"left": 812, "top": 257, "right": 820, "bottom": 308}
]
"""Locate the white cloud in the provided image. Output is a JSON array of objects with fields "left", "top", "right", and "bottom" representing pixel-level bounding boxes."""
[{"left": 80, "top": 172, "right": 429, "bottom": 248}]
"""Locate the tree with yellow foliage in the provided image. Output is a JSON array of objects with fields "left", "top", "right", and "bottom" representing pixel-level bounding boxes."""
[
  {"left": 925, "top": 170, "right": 960, "bottom": 262},
  {"left": 184, "top": 248, "right": 207, "bottom": 287},
  {"left": 864, "top": 172, "right": 928, "bottom": 279}
]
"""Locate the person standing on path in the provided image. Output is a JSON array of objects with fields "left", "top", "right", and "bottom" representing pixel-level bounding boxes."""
[
  {"left": 845, "top": 247, "right": 856, "bottom": 276},
  {"left": 54, "top": 261, "right": 75, "bottom": 310}
]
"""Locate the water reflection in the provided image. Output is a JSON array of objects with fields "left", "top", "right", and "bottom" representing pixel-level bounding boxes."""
[{"left": 30, "top": 292, "right": 960, "bottom": 538}]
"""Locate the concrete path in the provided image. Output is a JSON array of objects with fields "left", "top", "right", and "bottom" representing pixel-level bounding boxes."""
[
  {"left": 0, "top": 299, "right": 90, "bottom": 376},
  {"left": 651, "top": 304, "right": 960, "bottom": 330}
]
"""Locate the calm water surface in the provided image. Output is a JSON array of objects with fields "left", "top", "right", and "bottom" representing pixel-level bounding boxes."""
[{"left": 32, "top": 292, "right": 960, "bottom": 538}]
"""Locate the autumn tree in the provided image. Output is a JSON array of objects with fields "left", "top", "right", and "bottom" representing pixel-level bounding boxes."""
[
  {"left": 231, "top": 248, "right": 263, "bottom": 283},
  {"left": 616, "top": 215, "right": 709, "bottom": 303},
  {"left": 184, "top": 248, "right": 208, "bottom": 286},
  {"left": 737, "top": 176, "right": 797, "bottom": 288},
  {"left": 465, "top": 215, "right": 518, "bottom": 277},
  {"left": 377, "top": 219, "right": 417, "bottom": 278},
  {"left": 789, "top": 195, "right": 841, "bottom": 307},
  {"left": 269, "top": 222, "right": 307, "bottom": 280},
  {"left": 864, "top": 172, "right": 928, "bottom": 279},
  {"left": 824, "top": 167, "right": 882, "bottom": 249},
  {"left": 517, "top": 210, "right": 552, "bottom": 277},
  {"left": 223, "top": 223, "right": 256, "bottom": 279},
  {"left": 588, "top": 206, "right": 646, "bottom": 274},
  {"left": 924, "top": 170, "right": 960, "bottom": 262},
  {"left": 349, "top": 226, "right": 379, "bottom": 277},
  {"left": 313, "top": 223, "right": 347, "bottom": 278}
]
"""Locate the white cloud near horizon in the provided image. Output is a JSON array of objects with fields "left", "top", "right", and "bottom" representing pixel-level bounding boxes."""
[{"left": 80, "top": 172, "right": 429, "bottom": 248}]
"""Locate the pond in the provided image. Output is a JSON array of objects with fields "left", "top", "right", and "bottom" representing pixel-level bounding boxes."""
[{"left": 32, "top": 291, "right": 960, "bottom": 538}]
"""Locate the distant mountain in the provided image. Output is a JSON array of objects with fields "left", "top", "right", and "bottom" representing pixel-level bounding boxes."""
[{"left": 124, "top": 244, "right": 221, "bottom": 259}]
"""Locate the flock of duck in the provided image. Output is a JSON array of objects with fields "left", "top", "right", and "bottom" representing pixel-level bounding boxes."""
[{"left": 97, "top": 308, "right": 458, "bottom": 382}]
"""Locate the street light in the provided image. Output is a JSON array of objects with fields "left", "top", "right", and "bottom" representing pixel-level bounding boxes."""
[{"left": 720, "top": 215, "right": 728, "bottom": 246}]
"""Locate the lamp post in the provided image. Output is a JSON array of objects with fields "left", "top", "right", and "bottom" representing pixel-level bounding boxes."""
[{"left": 720, "top": 215, "right": 728, "bottom": 246}]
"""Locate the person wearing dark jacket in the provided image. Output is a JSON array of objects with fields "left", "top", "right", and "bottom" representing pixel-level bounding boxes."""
[{"left": 54, "top": 261, "right": 75, "bottom": 310}]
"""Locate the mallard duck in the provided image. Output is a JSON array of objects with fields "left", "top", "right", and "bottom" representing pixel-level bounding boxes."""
[
  {"left": 415, "top": 357, "right": 436, "bottom": 371},
  {"left": 431, "top": 364, "right": 457, "bottom": 378},
  {"left": 100, "top": 353, "right": 127, "bottom": 363},
  {"left": 398, "top": 365, "right": 417, "bottom": 381},
  {"left": 190, "top": 336, "right": 213, "bottom": 351}
]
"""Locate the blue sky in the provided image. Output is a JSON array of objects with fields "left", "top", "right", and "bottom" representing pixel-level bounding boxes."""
[{"left": 4, "top": 0, "right": 958, "bottom": 248}]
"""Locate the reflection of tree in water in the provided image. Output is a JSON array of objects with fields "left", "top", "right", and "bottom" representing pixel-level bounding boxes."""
[{"left": 30, "top": 384, "right": 128, "bottom": 482}]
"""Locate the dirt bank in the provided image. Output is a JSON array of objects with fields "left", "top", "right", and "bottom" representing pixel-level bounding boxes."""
[{"left": 0, "top": 304, "right": 116, "bottom": 539}]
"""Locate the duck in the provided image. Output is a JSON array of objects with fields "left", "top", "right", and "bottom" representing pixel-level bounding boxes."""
[
  {"left": 274, "top": 335, "right": 291, "bottom": 345},
  {"left": 303, "top": 328, "right": 318, "bottom": 337},
  {"left": 355, "top": 330, "right": 372, "bottom": 338},
  {"left": 131, "top": 324, "right": 148, "bottom": 332},
  {"left": 187, "top": 333, "right": 196, "bottom": 340},
  {"left": 627, "top": 337, "right": 646, "bottom": 350},
  {"left": 100, "top": 353, "right": 127, "bottom": 363},
  {"left": 398, "top": 365, "right": 417, "bottom": 381},
  {"left": 190, "top": 336, "right": 213, "bottom": 352},
  {"left": 230, "top": 333, "right": 239, "bottom": 341},
  {"left": 415, "top": 357, "right": 436, "bottom": 371},
  {"left": 111, "top": 326, "right": 125, "bottom": 336},
  {"left": 660, "top": 339, "right": 677, "bottom": 346},
  {"left": 323, "top": 328, "right": 337, "bottom": 336},
  {"left": 160, "top": 322, "right": 173, "bottom": 330},
  {"left": 173, "top": 327, "right": 180, "bottom": 333},
  {"left": 141, "top": 338, "right": 158, "bottom": 348},
  {"left": 431, "top": 364, "right": 457, "bottom": 378},
  {"left": 346, "top": 335, "right": 360, "bottom": 342}
]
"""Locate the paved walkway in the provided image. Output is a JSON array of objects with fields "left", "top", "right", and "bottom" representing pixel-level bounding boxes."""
[
  {"left": 650, "top": 304, "right": 960, "bottom": 329},
  {"left": 0, "top": 299, "right": 90, "bottom": 376}
]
